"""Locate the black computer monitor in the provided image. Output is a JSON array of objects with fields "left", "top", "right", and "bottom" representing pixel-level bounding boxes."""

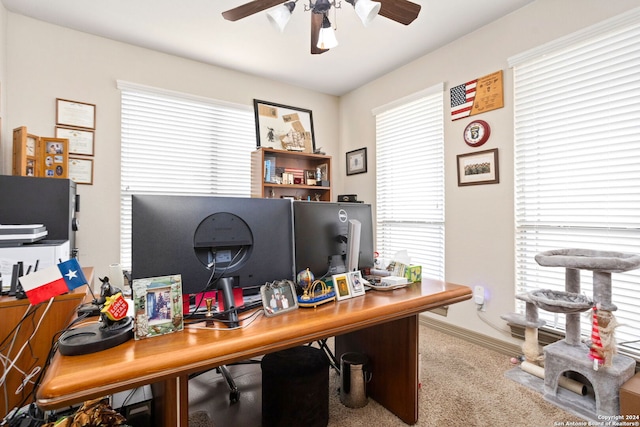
[
  {"left": 131, "top": 195, "right": 295, "bottom": 304},
  {"left": 292, "top": 201, "right": 374, "bottom": 279}
]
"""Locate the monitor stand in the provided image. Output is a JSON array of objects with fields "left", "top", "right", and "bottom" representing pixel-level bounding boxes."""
[
  {"left": 327, "top": 255, "right": 346, "bottom": 275},
  {"left": 218, "top": 277, "right": 239, "bottom": 328}
]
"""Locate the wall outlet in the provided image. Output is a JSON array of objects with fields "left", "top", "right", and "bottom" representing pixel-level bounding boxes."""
[{"left": 474, "top": 285, "right": 485, "bottom": 306}]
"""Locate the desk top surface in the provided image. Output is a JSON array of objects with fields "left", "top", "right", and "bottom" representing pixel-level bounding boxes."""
[{"left": 37, "top": 278, "right": 471, "bottom": 409}]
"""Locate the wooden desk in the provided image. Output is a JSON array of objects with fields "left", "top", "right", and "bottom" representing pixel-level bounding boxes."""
[
  {"left": 37, "top": 278, "right": 471, "bottom": 426},
  {"left": 0, "top": 268, "right": 93, "bottom": 420}
]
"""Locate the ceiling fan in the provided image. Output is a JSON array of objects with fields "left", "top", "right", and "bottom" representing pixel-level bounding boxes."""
[{"left": 222, "top": 0, "right": 421, "bottom": 55}]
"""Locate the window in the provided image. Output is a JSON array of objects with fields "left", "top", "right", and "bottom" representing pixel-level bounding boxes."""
[
  {"left": 373, "top": 84, "right": 445, "bottom": 279},
  {"left": 118, "top": 81, "right": 255, "bottom": 269},
  {"left": 511, "top": 11, "right": 640, "bottom": 356}
]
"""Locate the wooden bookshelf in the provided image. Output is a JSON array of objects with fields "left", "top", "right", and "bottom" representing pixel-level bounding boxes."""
[{"left": 251, "top": 147, "right": 332, "bottom": 201}]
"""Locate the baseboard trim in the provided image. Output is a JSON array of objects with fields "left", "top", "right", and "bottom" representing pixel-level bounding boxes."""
[{"left": 419, "top": 315, "right": 521, "bottom": 357}]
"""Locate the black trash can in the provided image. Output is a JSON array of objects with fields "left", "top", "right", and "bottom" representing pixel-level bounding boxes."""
[{"left": 261, "top": 346, "right": 329, "bottom": 427}]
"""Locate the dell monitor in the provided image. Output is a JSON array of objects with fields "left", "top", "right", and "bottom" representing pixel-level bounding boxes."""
[
  {"left": 131, "top": 195, "right": 295, "bottom": 324},
  {"left": 292, "top": 201, "right": 374, "bottom": 279}
]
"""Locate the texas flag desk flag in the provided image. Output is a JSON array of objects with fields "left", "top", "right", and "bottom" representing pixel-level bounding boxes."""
[{"left": 19, "top": 258, "right": 88, "bottom": 305}]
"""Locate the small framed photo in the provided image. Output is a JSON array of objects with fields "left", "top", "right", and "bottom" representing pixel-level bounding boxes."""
[
  {"left": 346, "top": 147, "right": 367, "bottom": 176},
  {"left": 333, "top": 274, "right": 352, "bottom": 301},
  {"left": 254, "top": 99, "right": 316, "bottom": 153},
  {"left": 457, "top": 148, "right": 499, "bottom": 186},
  {"left": 305, "top": 170, "right": 317, "bottom": 185},
  {"left": 56, "top": 98, "right": 96, "bottom": 130},
  {"left": 347, "top": 271, "right": 366, "bottom": 297},
  {"left": 261, "top": 280, "right": 299, "bottom": 317},
  {"left": 132, "top": 274, "right": 184, "bottom": 340}
]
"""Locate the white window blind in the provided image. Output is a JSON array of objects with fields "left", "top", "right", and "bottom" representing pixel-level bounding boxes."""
[
  {"left": 511, "top": 10, "right": 640, "bottom": 356},
  {"left": 374, "top": 84, "right": 445, "bottom": 279},
  {"left": 118, "top": 81, "right": 255, "bottom": 269}
]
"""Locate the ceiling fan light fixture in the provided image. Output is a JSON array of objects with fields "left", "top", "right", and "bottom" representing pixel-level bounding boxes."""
[
  {"left": 311, "top": 0, "right": 333, "bottom": 14},
  {"left": 266, "top": 1, "right": 297, "bottom": 32},
  {"left": 353, "top": 0, "right": 381, "bottom": 26},
  {"left": 317, "top": 14, "right": 338, "bottom": 50}
]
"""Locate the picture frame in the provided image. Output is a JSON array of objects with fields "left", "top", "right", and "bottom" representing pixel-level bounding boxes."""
[
  {"left": 40, "top": 137, "right": 69, "bottom": 179},
  {"left": 347, "top": 270, "right": 366, "bottom": 297},
  {"left": 317, "top": 163, "right": 329, "bottom": 182},
  {"left": 254, "top": 99, "right": 316, "bottom": 153},
  {"left": 456, "top": 148, "right": 499, "bottom": 186},
  {"left": 69, "top": 156, "right": 94, "bottom": 185},
  {"left": 346, "top": 147, "right": 367, "bottom": 176},
  {"left": 56, "top": 98, "right": 96, "bottom": 130},
  {"left": 12, "top": 126, "right": 40, "bottom": 177},
  {"left": 132, "top": 274, "right": 184, "bottom": 340},
  {"left": 305, "top": 169, "right": 317, "bottom": 185},
  {"left": 333, "top": 273, "right": 352, "bottom": 301},
  {"left": 56, "top": 126, "right": 95, "bottom": 156},
  {"left": 261, "top": 280, "right": 299, "bottom": 317}
]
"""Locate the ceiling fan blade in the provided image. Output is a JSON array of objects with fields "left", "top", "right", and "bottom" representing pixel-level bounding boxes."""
[
  {"left": 311, "top": 13, "right": 329, "bottom": 55},
  {"left": 378, "top": 0, "right": 421, "bottom": 25},
  {"left": 222, "top": 0, "right": 285, "bottom": 21}
]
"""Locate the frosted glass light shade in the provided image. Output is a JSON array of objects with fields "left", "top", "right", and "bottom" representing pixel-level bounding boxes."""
[
  {"left": 317, "top": 15, "right": 338, "bottom": 49},
  {"left": 317, "top": 27, "right": 338, "bottom": 49},
  {"left": 354, "top": 0, "right": 381, "bottom": 26},
  {"left": 266, "top": 2, "right": 296, "bottom": 32}
]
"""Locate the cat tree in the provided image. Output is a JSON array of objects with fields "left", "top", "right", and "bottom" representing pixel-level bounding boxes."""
[{"left": 503, "top": 248, "right": 640, "bottom": 420}]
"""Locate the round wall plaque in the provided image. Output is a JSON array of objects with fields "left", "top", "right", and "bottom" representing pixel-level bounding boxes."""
[{"left": 463, "top": 120, "right": 491, "bottom": 147}]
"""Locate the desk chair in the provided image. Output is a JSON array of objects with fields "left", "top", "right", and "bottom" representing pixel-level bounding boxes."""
[{"left": 193, "top": 339, "right": 338, "bottom": 404}]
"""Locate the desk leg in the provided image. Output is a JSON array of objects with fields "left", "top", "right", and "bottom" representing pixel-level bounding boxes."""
[
  {"left": 151, "top": 375, "right": 189, "bottom": 427},
  {"left": 335, "top": 314, "right": 419, "bottom": 425}
]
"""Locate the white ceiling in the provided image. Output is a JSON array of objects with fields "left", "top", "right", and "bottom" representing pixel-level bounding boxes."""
[{"left": 1, "top": 0, "right": 535, "bottom": 96}]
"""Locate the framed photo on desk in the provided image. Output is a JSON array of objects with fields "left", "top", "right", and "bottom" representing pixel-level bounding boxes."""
[
  {"left": 261, "top": 280, "right": 298, "bottom": 317},
  {"left": 348, "top": 271, "right": 366, "bottom": 297},
  {"left": 333, "top": 274, "right": 352, "bottom": 300},
  {"left": 132, "top": 274, "right": 184, "bottom": 340}
]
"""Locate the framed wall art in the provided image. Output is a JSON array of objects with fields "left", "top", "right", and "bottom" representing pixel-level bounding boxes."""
[
  {"left": 56, "top": 126, "right": 95, "bottom": 156},
  {"left": 346, "top": 147, "right": 367, "bottom": 176},
  {"left": 69, "top": 156, "right": 94, "bottom": 185},
  {"left": 456, "top": 148, "right": 499, "bottom": 186},
  {"left": 254, "top": 99, "right": 316, "bottom": 153},
  {"left": 56, "top": 98, "right": 96, "bottom": 130}
]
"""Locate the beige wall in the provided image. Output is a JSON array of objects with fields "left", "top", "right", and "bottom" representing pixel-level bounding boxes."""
[
  {"left": 0, "top": 5, "right": 6, "bottom": 155},
  {"left": 339, "top": 0, "right": 640, "bottom": 342},
  {"left": 1, "top": 13, "right": 340, "bottom": 282},
  {"left": 2, "top": 0, "right": 640, "bottom": 344}
]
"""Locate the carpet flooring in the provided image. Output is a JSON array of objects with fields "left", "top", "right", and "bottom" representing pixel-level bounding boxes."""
[{"left": 188, "top": 325, "right": 586, "bottom": 426}]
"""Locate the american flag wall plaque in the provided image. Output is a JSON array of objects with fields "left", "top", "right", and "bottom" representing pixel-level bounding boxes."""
[{"left": 450, "top": 70, "right": 504, "bottom": 121}]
